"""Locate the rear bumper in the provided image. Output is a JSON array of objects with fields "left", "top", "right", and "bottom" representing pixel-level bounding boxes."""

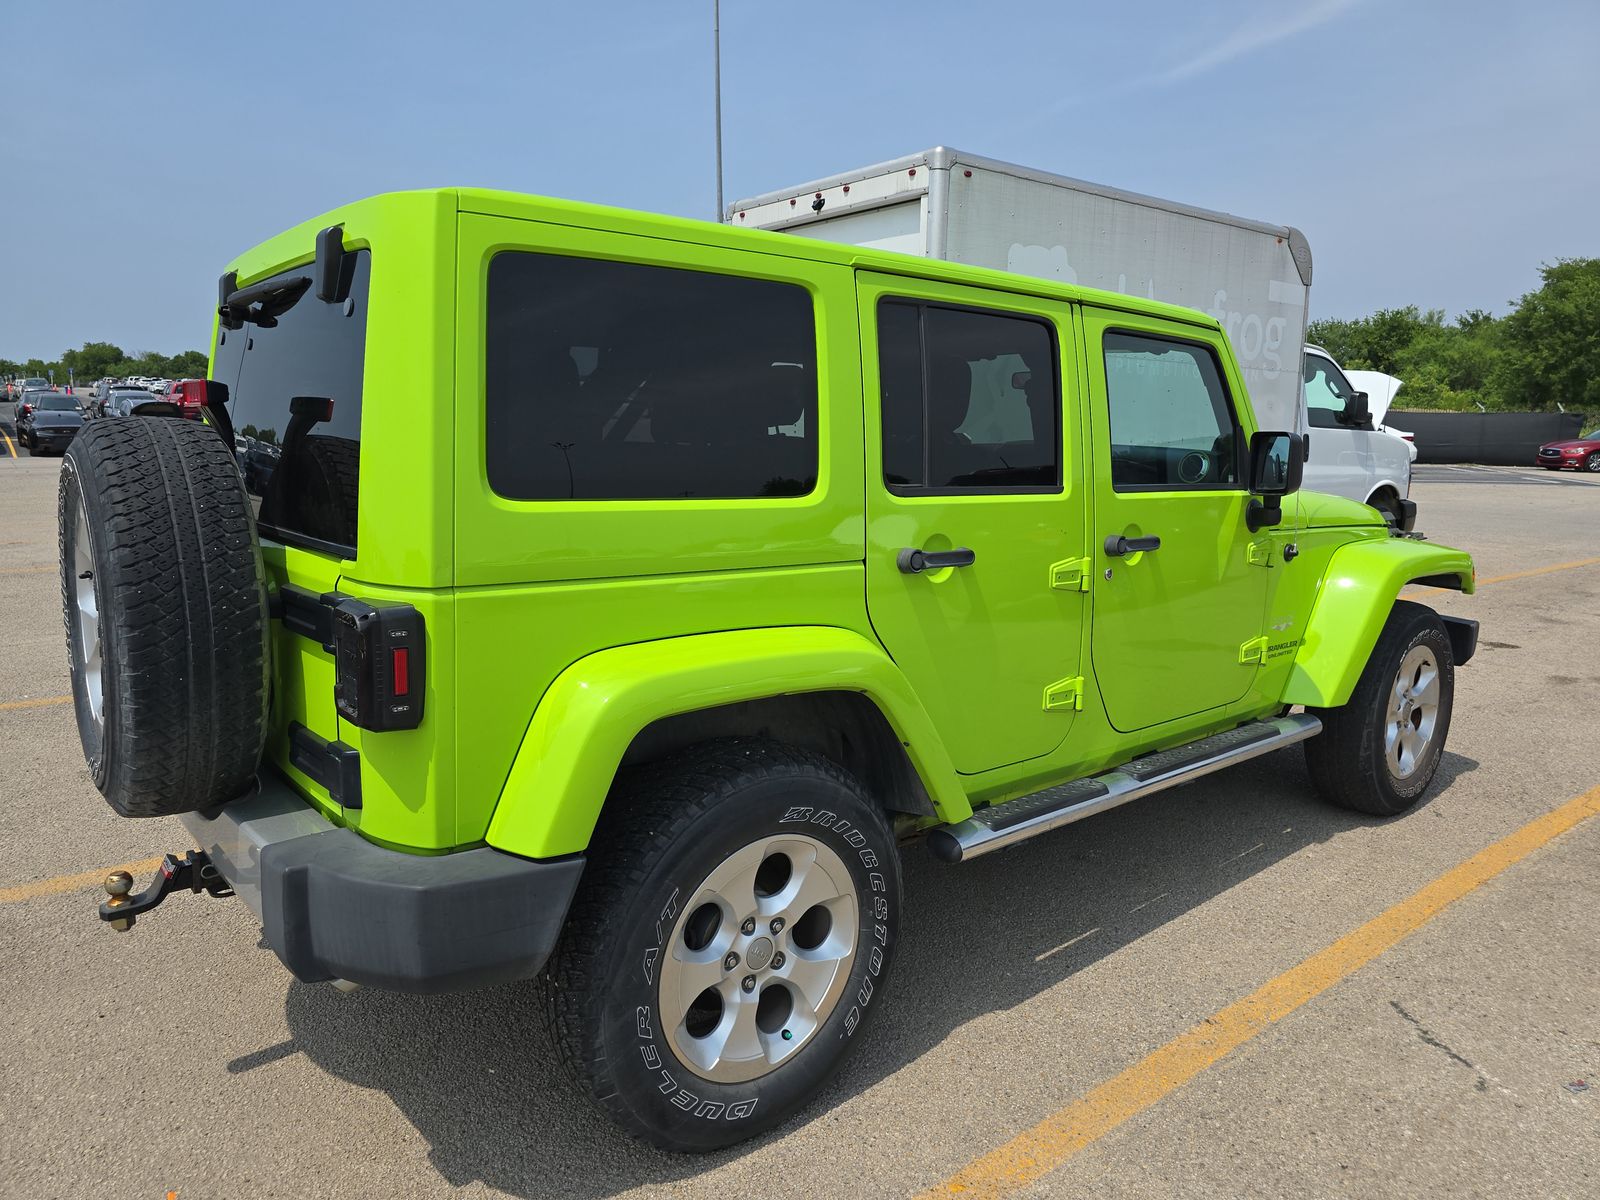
[{"left": 181, "top": 771, "right": 584, "bottom": 993}]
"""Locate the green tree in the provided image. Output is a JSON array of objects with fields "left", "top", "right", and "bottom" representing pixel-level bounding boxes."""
[
  {"left": 1492, "top": 258, "right": 1600, "bottom": 411},
  {"left": 60, "top": 341, "right": 129, "bottom": 382}
]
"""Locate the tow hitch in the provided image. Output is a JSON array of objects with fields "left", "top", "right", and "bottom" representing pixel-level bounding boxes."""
[{"left": 98, "top": 850, "right": 233, "bottom": 931}]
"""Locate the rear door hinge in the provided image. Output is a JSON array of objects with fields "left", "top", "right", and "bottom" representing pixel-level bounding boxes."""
[
  {"left": 1049, "top": 557, "right": 1093, "bottom": 592},
  {"left": 1238, "top": 635, "right": 1269, "bottom": 665},
  {"left": 1043, "top": 676, "right": 1085, "bottom": 712}
]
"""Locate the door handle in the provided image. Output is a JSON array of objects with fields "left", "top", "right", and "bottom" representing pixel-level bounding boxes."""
[
  {"left": 1104, "top": 534, "right": 1161, "bottom": 557},
  {"left": 897, "top": 547, "right": 976, "bottom": 574}
]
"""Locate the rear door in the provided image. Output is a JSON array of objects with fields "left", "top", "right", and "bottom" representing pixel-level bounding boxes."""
[
  {"left": 857, "top": 272, "right": 1088, "bottom": 774},
  {"left": 1084, "top": 308, "right": 1269, "bottom": 731}
]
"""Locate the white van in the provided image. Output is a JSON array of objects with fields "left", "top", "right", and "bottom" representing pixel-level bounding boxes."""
[
  {"left": 730, "top": 147, "right": 1416, "bottom": 527},
  {"left": 1303, "top": 348, "right": 1414, "bottom": 527}
]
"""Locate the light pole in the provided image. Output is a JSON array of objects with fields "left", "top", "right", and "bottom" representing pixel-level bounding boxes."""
[{"left": 713, "top": 0, "right": 724, "bottom": 221}]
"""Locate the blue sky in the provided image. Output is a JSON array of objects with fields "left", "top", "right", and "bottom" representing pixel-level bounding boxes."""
[{"left": 3, "top": 0, "right": 1596, "bottom": 359}]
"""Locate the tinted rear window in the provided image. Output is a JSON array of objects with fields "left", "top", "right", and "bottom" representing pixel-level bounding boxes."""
[
  {"left": 212, "top": 250, "right": 369, "bottom": 552},
  {"left": 485, "top": 251, "right": 817, "bottom": 500}
]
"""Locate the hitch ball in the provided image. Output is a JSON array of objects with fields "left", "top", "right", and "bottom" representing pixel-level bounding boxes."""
[{"left": 103, "top": 870, "right": 135, "bottom": 931}]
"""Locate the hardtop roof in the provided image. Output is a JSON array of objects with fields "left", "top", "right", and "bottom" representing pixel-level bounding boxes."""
[{"left": 228, "top": 187, "right": 1226, "bottom": 334}]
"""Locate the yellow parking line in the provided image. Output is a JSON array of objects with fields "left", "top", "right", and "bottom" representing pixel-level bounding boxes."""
[
  {"left": 1402, "top": 555, "right": 1600, "bottom": 599},
  {"left": 917, "top": 783, "right": 1600, "bottom": 1200},
  {"left": 1, "top": 430, "right": 15, "bottom": 458},
  {"left": 0, "top": 856, "right": 167, "bottom": 905},
  {"left": 0, "top": 695, "right": 72, "bottom": 712}
]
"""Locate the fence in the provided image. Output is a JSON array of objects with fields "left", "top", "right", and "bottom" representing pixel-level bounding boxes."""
[{"left": 1394, "top": 411, "right": 1588, "bottom": 465}]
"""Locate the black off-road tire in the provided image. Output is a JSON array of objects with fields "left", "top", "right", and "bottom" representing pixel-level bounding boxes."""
[
  {"left": 59, "top": 418, "right": 270, "bottom": 817},
  {"left": 1304, "top": 600, "right": 1455, "bottom": 817},
  {"left": 542, "top": 739, "right": 902, "bottom": 1152}
]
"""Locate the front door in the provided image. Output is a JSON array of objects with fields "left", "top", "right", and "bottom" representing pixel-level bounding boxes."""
[
  {"left": 1084, "top": 309, "right": 1269, "bottom": 732},
  {"left": 858, "top": 273, "right": 1088, "bottom": 774}
]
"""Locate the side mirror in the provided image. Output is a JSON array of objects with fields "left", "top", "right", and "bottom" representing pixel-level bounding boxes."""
[
  {"left": 1340, "top": 389, "right": 1371, "bottom": 428},
  {"left": 1247, "top": 431, "right": 1305, "bottom": 531}
]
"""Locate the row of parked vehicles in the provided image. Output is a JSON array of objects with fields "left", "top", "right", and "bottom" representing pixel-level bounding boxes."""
[{"left": 5, "top": 377, "right": 207, "bottom": 454}]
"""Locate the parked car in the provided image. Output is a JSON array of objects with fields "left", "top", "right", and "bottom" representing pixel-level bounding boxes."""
[
  {"left": 16, "top": 391, "right": 87, "bottom": 455},
  {"left": 1344, "top": 369, "right": 1418, "bottom": 463},
  {"left": 164, "top": 378, "right": 211, "bottom": 420},
  {"left": 8, "top": 376, "right": 50, "bottom": 402},
  {"left": 64, "top": 188, "right": 1478, "bottom": 1154},
  {"left": 14, "top": 385, "right": 59, "bottom": 424},
  {"left": 91, "top": 382, "right": 160, "bottom": 418},
  {"left": 100, "top": 388, "right": 167, "bottom": 418},
  {"left": 1301, "top": 349, "right": 1415, "bottom": 523},
  {"left": 1537, "top": 429, "right": 1600, "bottom": 472}
]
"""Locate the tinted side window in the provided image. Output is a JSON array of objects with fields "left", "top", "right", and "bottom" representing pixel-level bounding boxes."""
[
  {"left": 1103, "top": 332, "right": 1240, "bottom": 491},
  {"left": 485, "top": 252, "right": 817, "bottom": 501},
  {"left": 877, "top": 299, "right": 1060, "bottom": 493},
  {"left": 1303, "top": 353, "right": 1353, "bottom": 429},
  {"left": 213, "top": 250, "right": 369, "bottom": 551}
]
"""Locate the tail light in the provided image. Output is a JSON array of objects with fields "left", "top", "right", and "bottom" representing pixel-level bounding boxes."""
[{"left": 332, "top": 598, "right": 426, "bottom": 731}]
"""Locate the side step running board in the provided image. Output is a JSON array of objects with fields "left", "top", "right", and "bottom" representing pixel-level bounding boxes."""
[{"left": 926, "top": 713, "right": 1322, "bottom": 863}]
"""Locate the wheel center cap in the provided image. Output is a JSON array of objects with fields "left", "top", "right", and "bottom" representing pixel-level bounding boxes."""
[{"left": 746, "top": 936, "right": 775, "bottom": 971}]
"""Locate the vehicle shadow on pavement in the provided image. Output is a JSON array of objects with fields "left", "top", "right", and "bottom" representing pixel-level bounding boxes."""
[{"left": 273, "top": 746, "right": 1477, "bottom": 1198}]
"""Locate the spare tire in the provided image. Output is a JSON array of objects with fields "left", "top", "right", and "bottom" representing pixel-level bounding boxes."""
[{"left": 59, "top": 417, "right": 271, "bottom": 817}]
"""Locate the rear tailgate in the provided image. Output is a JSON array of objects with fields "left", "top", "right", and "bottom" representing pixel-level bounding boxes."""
[{"left": 210, "top": 248, "right": 372, "bottom": 823}]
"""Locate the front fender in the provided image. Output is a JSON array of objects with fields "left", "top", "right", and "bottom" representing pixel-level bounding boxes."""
[
  {"left": 1283, "top": 539, "right": 1475, "bottom": 708},
  {"left": 485, "top": 626, "right": 969, "bottom": 859}
]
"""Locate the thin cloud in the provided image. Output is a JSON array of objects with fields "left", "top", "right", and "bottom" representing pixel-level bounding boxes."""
[{"left": 1153, "top": 0, "right": 1370, "bottom": 85}]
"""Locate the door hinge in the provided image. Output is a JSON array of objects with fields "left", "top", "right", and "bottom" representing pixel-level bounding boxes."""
[
  {"left": 1049, "top": 557, "right": 1093, "bottom": 592},
  {"left": 1043, "top": 676, "right": 1085, "bottom": 712},
  {"left": 1246, "top": 540, "right": 1273, "bottom": 567},
  {"left": 1238, "top": 635, "right": 1269, "bottom": 664}
]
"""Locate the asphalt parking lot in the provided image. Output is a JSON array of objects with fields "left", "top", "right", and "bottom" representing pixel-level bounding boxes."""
[{"left": 3, "top": 425, "right": 1598, "bottom": 1199}]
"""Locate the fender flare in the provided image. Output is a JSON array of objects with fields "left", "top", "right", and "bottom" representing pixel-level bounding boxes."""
[
  {"left": 1282, "top": 539, "right": 1474, "bottom": 708},
  {"left": 485, "top": 626, "right": 970, "bottom": 859}
]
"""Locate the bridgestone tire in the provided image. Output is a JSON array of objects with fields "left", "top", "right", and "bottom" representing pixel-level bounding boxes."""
[
  {"left": 1304, "top": 600, "right": 1455, "bottom": 817},
  {"left": 542, "top": 739, "right": 902, "bottom": 1152},
  {"left": 59, "top": 418, "right": 271, "bottom": 817}
]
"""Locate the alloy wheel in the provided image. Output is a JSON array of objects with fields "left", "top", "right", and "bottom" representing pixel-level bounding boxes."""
[
  {"left": 1384, "top": 644, "right": 1440, "bottom": 780},
  {"left": 72, "top": 498, "right": 105, "bottom": 737},
  {"left": 658, "top": 833, "right": 858, "bottom": 1084}
]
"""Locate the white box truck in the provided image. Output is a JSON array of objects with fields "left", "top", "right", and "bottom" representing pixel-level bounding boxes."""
[{"left": 728, "top": 147, "right": 1413, "bottom": 526}]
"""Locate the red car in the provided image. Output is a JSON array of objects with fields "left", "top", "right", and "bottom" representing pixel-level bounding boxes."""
[
  {"left": 165, "top": 379, "right": 210, "bottom": 420},
  {"left": 1537, "top": 431, "right": 1600, "bottom": 472}
]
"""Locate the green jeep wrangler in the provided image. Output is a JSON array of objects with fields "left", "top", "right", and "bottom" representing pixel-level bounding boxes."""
[{"left": 61, "top": 189, "right": 1477, "bottom": 1152}]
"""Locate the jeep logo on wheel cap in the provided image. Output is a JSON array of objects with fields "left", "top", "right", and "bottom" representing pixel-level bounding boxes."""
[{"left": 745, "top": 937, "right": 775, "bottom": 971}]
